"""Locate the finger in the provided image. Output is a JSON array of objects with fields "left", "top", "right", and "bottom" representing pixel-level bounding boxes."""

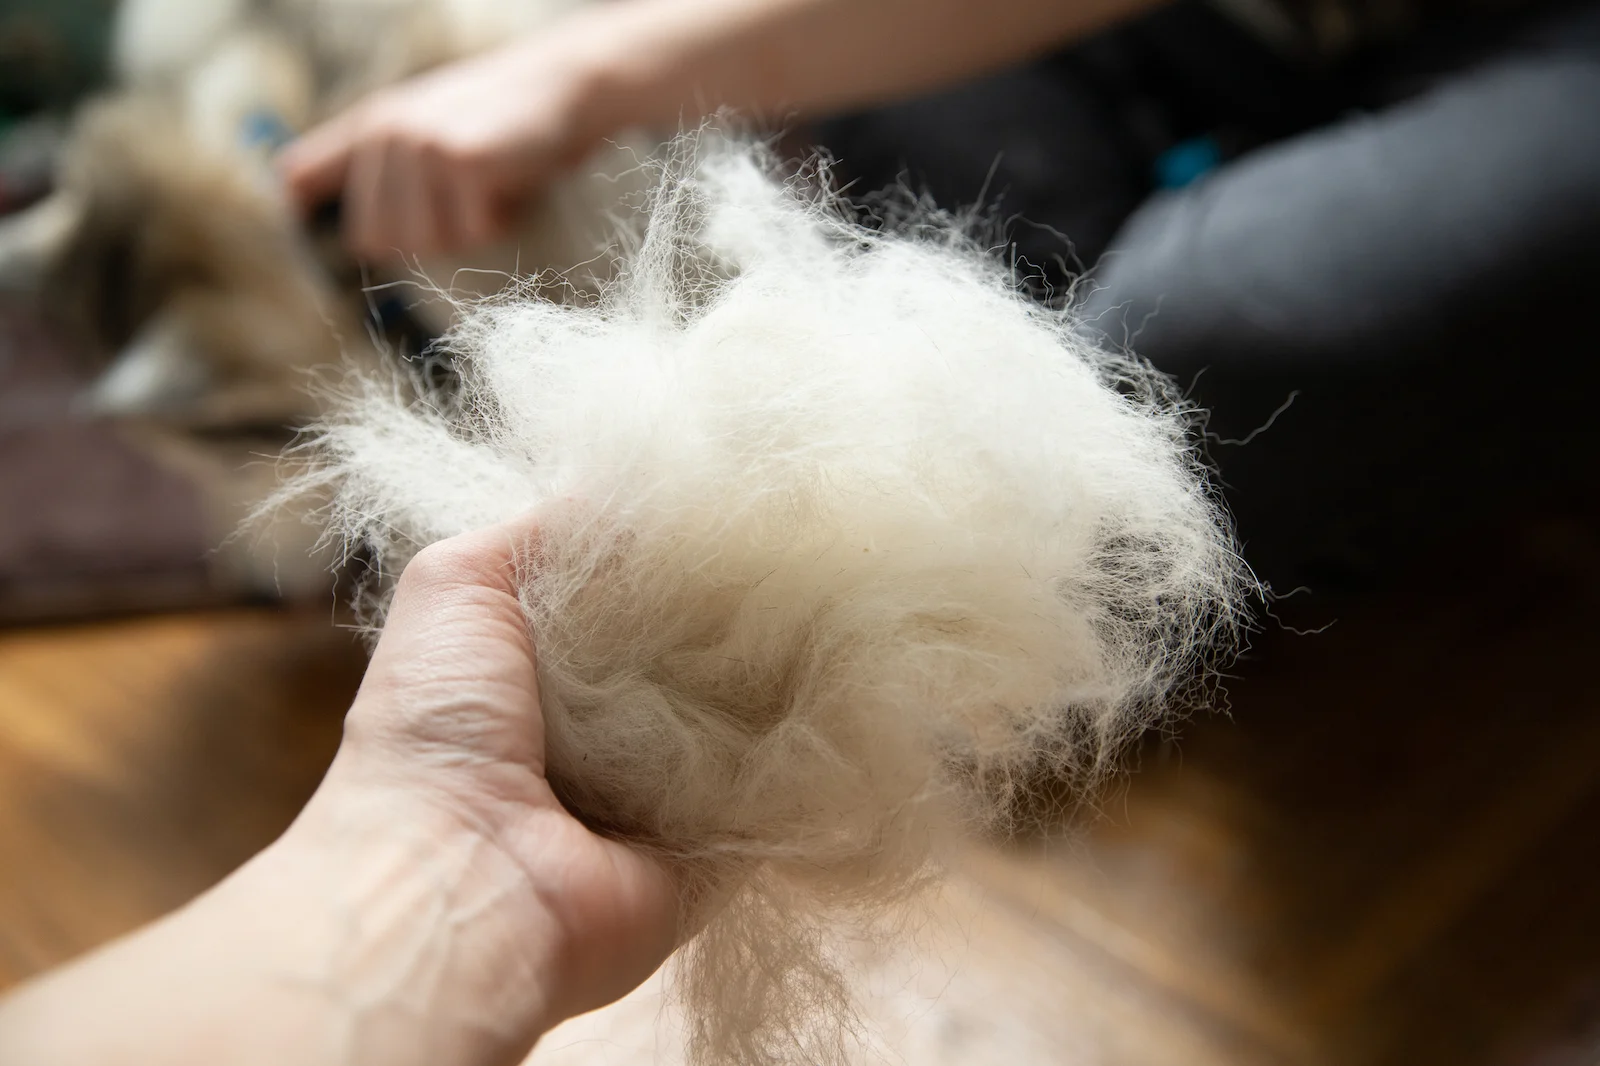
[
  {"left": 453, "top": 176, "right": 498, "bottom": 251},
  {"left": 277, "top": 113, "right": 361, "bottom": 216},
  {"left": 389, "top": 143, "right": 441, "bottom": 256},
  {"left": 347, "top": 139, "right": 423, "bottom": 260},
  {"left": 343, "top": 139, "right": 389, "bottom": 258},
  {"left": 429, "top": 154, "right": 469, "bottom": 254}
]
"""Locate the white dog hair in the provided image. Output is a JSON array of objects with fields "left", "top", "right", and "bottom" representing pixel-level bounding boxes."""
[{"left": 290, "top": 136, "right": 1253, "bottom": 1066}]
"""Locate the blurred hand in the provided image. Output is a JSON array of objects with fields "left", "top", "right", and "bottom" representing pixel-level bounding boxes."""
[{"left": 279, "top": 27, "right": 612, "bottom": 258}]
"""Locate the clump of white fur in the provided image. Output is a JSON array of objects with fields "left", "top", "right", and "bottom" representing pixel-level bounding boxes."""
[{"left": 298, "top": 136, "right": 1248, "bottom": 1065}]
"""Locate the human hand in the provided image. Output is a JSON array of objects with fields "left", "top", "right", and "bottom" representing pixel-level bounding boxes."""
[
  {"left": 278, "top": 17, "right": 617, "bottom": 259},
  {"left": 317, "top": 520, "right": 680, "bottom": 1028},
  {"left": 0, "top": 520, "right": 678, "bottom": 1066}
]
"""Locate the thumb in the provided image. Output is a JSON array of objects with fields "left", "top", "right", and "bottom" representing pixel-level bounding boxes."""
[
  {"left": 367, "top": 519, "right": 541, "bottom": 685},
  {"left": 352, "top": 519, "right": 546, "bottom": 764}
]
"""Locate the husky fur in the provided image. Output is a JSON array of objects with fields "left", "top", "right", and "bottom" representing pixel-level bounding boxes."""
[
  {"left": 3, "top": 0, "right": 623, "bottom": 423},
  {"left": 0, "top": 0, "right": 634, "bottom": 596},
  {"left": 296, "top": 137, "right": 1251, "bottom": 1066}
]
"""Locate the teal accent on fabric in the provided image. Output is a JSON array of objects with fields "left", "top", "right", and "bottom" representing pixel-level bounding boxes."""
[{"left": 1155, "top": 136, "right": 1223, "bottom": 189}]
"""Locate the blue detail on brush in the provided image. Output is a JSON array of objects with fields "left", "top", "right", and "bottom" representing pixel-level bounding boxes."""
[{"left": 239, "top": 108, "right": 297, "bottom": 155}]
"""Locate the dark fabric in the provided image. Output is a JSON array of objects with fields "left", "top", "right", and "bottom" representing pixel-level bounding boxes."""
[
  {"left": 1079, "top": 0, "right": 1600, "bottom": 586},
  {"left": 814, "top": 0, "right": 1346, "bottom": 286},
  {"left": 812, "top": 0, "right": 1600, "bottom": 590},
  {"left": 1082, "top": 30, "right": 1600, "bottom": 367},
  {"left": 1242, "top": 0, "right": 1548, "bottom": 63},
  {"left": 815, "top": 62, "right": 1151, "bottom": 283},
  {"left": 0, "top": 299, "right": 220, "bottom": 623}
]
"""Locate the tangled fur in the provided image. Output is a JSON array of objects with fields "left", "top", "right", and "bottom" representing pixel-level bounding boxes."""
[{"left": 296, "top": 136, "right": 1250, "bottom": 1065}]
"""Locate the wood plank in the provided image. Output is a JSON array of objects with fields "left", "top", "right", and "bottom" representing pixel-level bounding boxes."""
[{"left": 0, "top": 609, "right": 359, "bottom": 984}]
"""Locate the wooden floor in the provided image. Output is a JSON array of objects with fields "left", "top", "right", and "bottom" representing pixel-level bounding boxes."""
[{"left": 3, "top": 518, "right": 1599, "bottom": 1065}]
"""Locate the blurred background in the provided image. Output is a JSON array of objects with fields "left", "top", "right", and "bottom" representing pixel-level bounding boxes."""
[{"left": 1, "top": 1, "right": 1597, "bottom": 1063}]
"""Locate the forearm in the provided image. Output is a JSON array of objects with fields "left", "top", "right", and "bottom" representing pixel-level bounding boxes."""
[
  {"left": 580, "top": 0, "right": 1168, "bottom": 131},
  {"left": 0, "top": 779, "right": 564, "bottom": 1066}
]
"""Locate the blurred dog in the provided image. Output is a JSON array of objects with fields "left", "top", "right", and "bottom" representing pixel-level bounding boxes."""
[{"left": 0, "top": 0, "right": 636, "bottom": 598}]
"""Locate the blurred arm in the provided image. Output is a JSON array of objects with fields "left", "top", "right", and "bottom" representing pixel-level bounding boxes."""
[{"left": 584, "top": 0, "right": 1169, "bottom": 129}]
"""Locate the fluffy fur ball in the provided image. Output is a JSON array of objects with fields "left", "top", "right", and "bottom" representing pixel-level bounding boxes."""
[{"left": 296, "top": 137, "right": 1249, "bottom": 1065}]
